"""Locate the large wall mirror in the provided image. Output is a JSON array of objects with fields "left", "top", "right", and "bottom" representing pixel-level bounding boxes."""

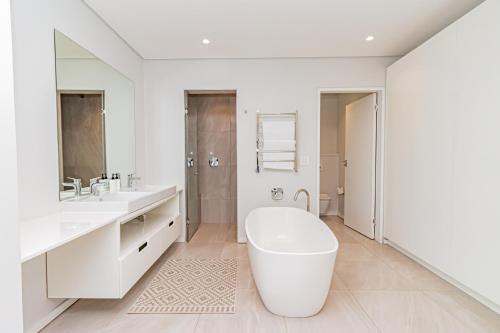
[{"left": 55, "top": 30, "right": 136, "bottom": 200}]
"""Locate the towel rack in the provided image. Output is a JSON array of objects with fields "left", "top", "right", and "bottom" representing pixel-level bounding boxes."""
[{"left": 256, "top": 111, "right": 298, "bottom": 173}]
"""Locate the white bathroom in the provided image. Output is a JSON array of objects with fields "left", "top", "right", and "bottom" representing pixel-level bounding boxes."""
[{"left": 2, "top": 1, "right": 500, "bottom": 332}]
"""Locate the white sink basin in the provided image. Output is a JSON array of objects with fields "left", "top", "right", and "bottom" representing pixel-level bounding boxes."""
[{"left": 61, "top": 185, "right": 177, "bottom": 213}]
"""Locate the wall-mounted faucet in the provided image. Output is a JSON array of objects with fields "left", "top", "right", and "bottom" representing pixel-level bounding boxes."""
[
  {"left": 62, "top": 177, "right": 82, "bottom": 199},
  {"left": 294, "top": 188, "right": 311, "bottom": 212},
  {"left": 271, "top": 187, "right": 284, "bottom": 200}
]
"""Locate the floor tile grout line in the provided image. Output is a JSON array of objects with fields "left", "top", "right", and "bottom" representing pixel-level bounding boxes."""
[
  {"left": 346, "top": 289, "right": 384, "bottom": 333},
  {"left": 328, "top": 217, "right": 494, "bottom": 332},
  {"left": 418, "top": 290, "right": 486, "bottom": 333},
  {"left": 192, "top": 314, "right": 201, "bottom": 333}
]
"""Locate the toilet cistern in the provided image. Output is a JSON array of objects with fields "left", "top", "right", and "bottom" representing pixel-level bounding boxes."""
[{"left": 294, "top": 188, "right": 311, "bottom": 212}]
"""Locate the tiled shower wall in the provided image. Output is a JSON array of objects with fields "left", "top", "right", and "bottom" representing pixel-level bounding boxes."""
[{"left": 193, "top": 94, "right": 237, "bottom": 224}]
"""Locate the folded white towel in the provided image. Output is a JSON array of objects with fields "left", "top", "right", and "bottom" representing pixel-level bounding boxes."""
[
  {"left": 262, "top": 152, "right": 295, "bottom": 161},
  {"left": 262, "top": 119, "right": 295, "bottom": 140},
  {"left": 262, "top": 140, "right": 296, "bottom": 151},
  {"left": 263, "top": 161, "right": 295, "bottom": 170}
]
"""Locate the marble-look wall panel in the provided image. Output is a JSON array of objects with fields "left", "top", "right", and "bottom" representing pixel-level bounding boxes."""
[
  {"left": 192, "top": 94, "right": 236, "bottom": 224},
  {"left": 60, "top": 93, "right": 103, "bottom": 188}
]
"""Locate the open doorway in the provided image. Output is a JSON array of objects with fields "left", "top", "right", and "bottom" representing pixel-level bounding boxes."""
[
  {"left": 318, "top": 89, "right": 385, "bottom": 242},
  {"left": 184, "top": 90, "right": 237, "bottom": 242}
]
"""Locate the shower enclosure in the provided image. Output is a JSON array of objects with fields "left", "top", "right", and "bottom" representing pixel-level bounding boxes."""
[{"left": 185, "top": 91, "right": 237, "bottom": 241}]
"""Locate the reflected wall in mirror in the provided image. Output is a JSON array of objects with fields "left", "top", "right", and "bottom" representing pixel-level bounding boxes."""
[{"left": 55, "top": 30, "right": 136, "bottom": 200}]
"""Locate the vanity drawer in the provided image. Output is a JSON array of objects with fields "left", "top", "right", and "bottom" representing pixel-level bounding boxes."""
[{"left": 119, "top": 215, "right": 181, "bottom": 296}]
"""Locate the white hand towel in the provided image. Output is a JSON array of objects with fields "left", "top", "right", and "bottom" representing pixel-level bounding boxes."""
[
  {"left": 263, "top": 161, "right": 295, "bottom": 170},
  {"left": 262, "top": 140, "right": 296, "bottom": 151},
  {"left": 262, "top": 152, "right": 295, "bottom": 161},
  {"left": 262, "top": 119, "right": 295, "bottom": 140}
]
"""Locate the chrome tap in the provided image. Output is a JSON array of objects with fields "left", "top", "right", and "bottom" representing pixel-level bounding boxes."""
[
  {"left": 62, "top": 177, "right": 82, "bottom": 199},
  {"left": 89, "top": 177, "right": 105, "bottom": 196},
  {"left": 127, "top": 173, "right": 141, "bottom": 190},
  {"left": 294, "top": 188, "right": 311, "bottom": 212}
]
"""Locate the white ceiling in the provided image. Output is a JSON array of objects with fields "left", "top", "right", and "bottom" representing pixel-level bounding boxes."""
[{"left": 84, "top": 0, "right": 484, "bottom": 59}]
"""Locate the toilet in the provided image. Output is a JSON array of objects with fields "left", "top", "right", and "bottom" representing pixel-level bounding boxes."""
[{"left": 319, "top": 193, "right": 332, "bottom": 215}]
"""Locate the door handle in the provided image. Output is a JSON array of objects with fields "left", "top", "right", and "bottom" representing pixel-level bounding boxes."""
[
  {"left": 187, "top": 157, "right": 194, "bottom": 168},
  {"left": 343, "top": 160, "right": 348, "bottom": 167}
]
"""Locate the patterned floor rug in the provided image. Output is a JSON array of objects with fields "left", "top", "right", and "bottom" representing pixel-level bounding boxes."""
[{"left": 129, "top": 258, "right": 237, "bottom": 314}]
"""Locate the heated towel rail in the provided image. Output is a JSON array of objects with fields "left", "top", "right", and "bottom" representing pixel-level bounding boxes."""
[{"left": 256, "top": 111, "right": 298, "bottom": 173}]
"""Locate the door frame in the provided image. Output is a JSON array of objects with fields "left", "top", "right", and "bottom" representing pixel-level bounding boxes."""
[{"left": 317, "top": 87, "right": 386, "bottom": 243}]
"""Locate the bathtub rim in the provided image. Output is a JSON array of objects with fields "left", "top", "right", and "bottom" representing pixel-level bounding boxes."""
[{"left": 245, "top": 207, "right": 339, "bottom": 256}]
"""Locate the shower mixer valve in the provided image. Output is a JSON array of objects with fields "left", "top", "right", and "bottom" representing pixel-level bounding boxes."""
[
  {"left": 208, "top": 152, "right": 219, "bottom": 167},
  {"left": 271, "top": 187, "right": 284, "bottom": 200}
]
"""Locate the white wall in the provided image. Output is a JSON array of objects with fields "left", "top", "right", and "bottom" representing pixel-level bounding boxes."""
[
  {"left": 10, "top": 0, "right": 144, "bottom": 331},
  {"left": 56, "top": 59, "right": 136, "bottom": 178},
  {"left": 0, "top": 1, "right": 24, "bottom": 331},
  {"left": 385, "top": 0, "right": 500, "bottom": 312},
  {"left": 144, "top": 57, "right": 396, "bottom": 242}
]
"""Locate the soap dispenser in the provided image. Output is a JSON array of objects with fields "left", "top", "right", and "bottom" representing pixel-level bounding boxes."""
[
  {"left": 109, "top": 173, "right": 118, "bottom": 193},
  {"left": 101, "top": 173, "right": 110, "bottom": 192},
  {"left": 115, "top": 173, "right": 121, "bottom": 192}
]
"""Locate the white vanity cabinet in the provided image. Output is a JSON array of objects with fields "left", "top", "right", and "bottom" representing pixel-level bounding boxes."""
[{"left": 46, "top": 193, "right": 181, "bottom": 299}]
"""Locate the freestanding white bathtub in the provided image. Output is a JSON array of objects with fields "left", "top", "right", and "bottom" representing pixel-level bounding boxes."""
[{"left": 245, "top": 207, "right": 338, "bottom": 317}]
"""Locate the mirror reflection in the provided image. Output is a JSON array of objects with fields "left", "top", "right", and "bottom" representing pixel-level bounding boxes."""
[{"left": 55, "top": 30, "right": 136, "bottom": 200}]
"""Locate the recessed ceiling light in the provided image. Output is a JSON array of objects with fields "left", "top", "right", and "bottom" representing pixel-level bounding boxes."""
[
  {"left": 365, "top": 36, "right": 375, "bottom": 42},
  {"left": 202, "top": 38, "right": 210, "bottom": 45}
]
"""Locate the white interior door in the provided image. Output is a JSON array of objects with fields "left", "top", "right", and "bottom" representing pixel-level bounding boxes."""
[{"left": 344, "top": 93, "right": 377, "bottom": 239}]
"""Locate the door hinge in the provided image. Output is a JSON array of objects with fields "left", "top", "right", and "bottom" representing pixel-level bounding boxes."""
[
  {"left": 372, "top": 218, "right": 376, "bottom": 225},
  {"left": 186, "top": 218, "right": 191, "bottom": 225},
  {"left": 374, "top": 104, "right": 379, "bottom": 112}
]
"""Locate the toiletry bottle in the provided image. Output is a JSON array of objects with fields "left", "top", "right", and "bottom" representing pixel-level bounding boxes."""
[
  {"left": 101, "top": 173, "right": 110, "bottom": 192},
  {"left": 109, "top": 173, "right": 117, "bottom": 193},
  {"left": 115, "top": 173, "right": 121, "bottom": 192}
]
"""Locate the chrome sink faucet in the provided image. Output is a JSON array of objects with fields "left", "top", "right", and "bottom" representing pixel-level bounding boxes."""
[
  {"left": 127, "top": 173, "right": 141, "bottom": 190},
  {"left": 294, "top": 188, "right": 311, "bottom": 212},
  {"left": 90, "top": 177, "right": 105, "bottom": 196},
  {"left": 62, "top": 177, "right": 82, "bottom": 199}
]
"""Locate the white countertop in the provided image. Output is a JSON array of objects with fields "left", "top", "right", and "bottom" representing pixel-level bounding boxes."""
[
  {"left": 19, "top": 185, "right": 178, "bottom": 263},
  {"left": 19, "top": 211, "right": 123, "bottom": 263}
]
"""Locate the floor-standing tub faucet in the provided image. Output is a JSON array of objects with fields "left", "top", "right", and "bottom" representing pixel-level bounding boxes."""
[{"left": 294, "top": 188, "right": 311, "bottom": 212}]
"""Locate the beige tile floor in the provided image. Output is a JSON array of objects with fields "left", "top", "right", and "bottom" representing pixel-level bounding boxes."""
[{"left": 42, "top": 217, "right": 500, "bottom": 333}]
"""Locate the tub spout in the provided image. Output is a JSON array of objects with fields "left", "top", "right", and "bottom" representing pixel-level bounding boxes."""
[{"left": 294, "top": 188, "right": 311, "bottom": 212}]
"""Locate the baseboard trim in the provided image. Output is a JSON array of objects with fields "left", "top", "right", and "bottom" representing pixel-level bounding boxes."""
[
  {"left": 385, "top": 239, "right": 500, "bottom": 315},
  {"left": 26, "top": 298, "right": 78, "bottom": 333},
  {"left": 320, "top": 210, "right": 338, "bottom": 217}
]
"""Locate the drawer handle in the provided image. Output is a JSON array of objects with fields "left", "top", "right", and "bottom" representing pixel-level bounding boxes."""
[
  {"left": 138, "top": 242, "right": 148, "bottom": 252},
  {"left": 169, "top": 220, "right": 174, "bottom": 227}
]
